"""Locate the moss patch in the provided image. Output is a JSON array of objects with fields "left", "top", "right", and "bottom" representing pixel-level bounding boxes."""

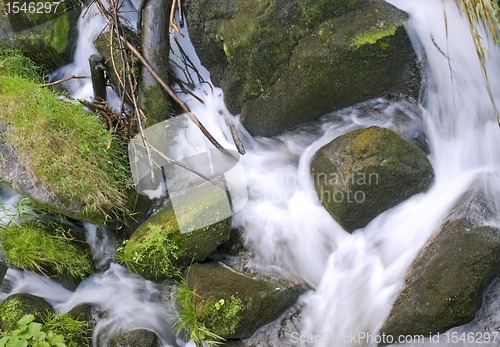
[
  {"left": 0, "top": 294, "right": 53, "bottom": 331},
  {"left": 350, "top": 25, "right": 397, "bottom": 49}
]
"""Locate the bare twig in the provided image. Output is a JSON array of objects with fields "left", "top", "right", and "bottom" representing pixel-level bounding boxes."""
[
  {"left": 169, "top": 0, "right": 184, "bottom": 37},
  {"left": 225, "top": 118, "right": 245, "bottom": 155},
  {"left": 38, "top": 75, "right": 89, "bottom": 87}
]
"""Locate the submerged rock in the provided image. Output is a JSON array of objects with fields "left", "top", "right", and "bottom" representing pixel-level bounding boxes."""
[
  {"left": 184, "top": 0, "right": 419, "bottom": 137},
  {"left": 122, "top": 184, "right": 232, "bottom": 281},
  {"left": 380, "top": 187, "right": 500, "bottom": 340},
  {"left": 110, "top": 329, "right": 161, "bottom": 347},
  {"left": 182, "top": 262, "right": 305, "bottom": 339},
  {"left": 310, "top": 126, "right": 434, "bottom": 232},
  {"left": 0, "top": 293, "right": 53, "bottom": 331}
]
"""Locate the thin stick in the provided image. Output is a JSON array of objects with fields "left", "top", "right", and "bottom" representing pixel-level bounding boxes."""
[
  {"left": 38, "top": 75, "right": 89, "bottom": 87},
  {"left": 147, "top": 145, "right": 224, "bottom": 189},
  {"left": 125, "top": 40, "right": 233, "bottom": 157},
  {"left": 225, "top": 118, "right": 245, "bottom": 155},
  {"left": 126, "top": 59, "right": 155, "bottom": 183},
  {"left": 169, "top": 0, "right": 184, "bottom": 37}
]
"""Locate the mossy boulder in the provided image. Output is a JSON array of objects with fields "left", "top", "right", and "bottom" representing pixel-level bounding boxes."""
[
  {"left": 0, "top": 221, "right": 94, "bottom": 291},
  {"left": 0, "top": 0, "right": 80, "bottom": 71},
  {"left": 110, "top": 329, "right": 161, "bottom": 347},
  {"left": 184, "top": 0, "right": 419, "bottom": 137},
  {"left": 310, "top": 126, "right": 434, "bottom": 232},
  {"left": 121, "top": 188, "right": 232, "bottom": 281},
  {"left": 380, "top": 187, "right": 500, "bottom": 340},
  {"left": 0, "top": 293, "right": 53, "bottom": 331},
  {"left": 183, "top": 262, "right": 305, "bottom": 339},
  {"left": 380, "top": 219, "right": 500, "bottom": 340}
]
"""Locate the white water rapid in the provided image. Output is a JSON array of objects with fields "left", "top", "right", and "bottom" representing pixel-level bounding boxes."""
[{"left": 1, "top": 0, "right": 500, "bottom": 346}]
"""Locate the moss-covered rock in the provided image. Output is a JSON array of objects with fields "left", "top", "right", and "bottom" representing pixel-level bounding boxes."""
[
  {"left": 380, "top": 218, "right": 500, "bottom": 340},
  {"left": 182, "top": 262, "right": 304, "bottom": 339},
  {"left": 0, "top": 221, "right": 94, "bottom": 291},
  {"left": 110, "top": 329, "right": 161, "bottom": 347},
  {"left": 380, "top": 186, "right": 500, "bottom": 340},
  {"left": 184, "top": 0, "right": 419, "bottom": 137},
  {"left": 0, "top": 70, "right": 130, "bottom": 224},
  {"left": 310, "top": 126, "right": 434, "bottom": 232},
  {"left": 121, "top": 185, "right": 232, "bottom": 281},
  {"left": 0, "top": 0, "right": 81, "bottom": 72},
  {"left": 0, "top": 293, "right": 53, "bottom": 331}
]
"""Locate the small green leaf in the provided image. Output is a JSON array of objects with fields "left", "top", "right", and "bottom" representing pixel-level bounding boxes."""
[
  {"left": 28, "top": 322, "right": 42, "bottom": 337},
  {"left": 17, "top": 315, "right": 34, "bottom": 326}
]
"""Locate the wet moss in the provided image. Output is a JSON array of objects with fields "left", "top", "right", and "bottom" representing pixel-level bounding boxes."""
[
  {"left": 0, "top": 294, "right": 53, "bottom": 331},
  {"left": 200, "top": 295, "right": 244, "bottom": 337},
  {"left": 142, "top": 84, "right": 170, "bottom": 127}
]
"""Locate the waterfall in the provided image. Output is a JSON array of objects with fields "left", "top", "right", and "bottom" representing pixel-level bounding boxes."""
[{"left": 1, "top": 0, "right": 500, "bottom": 346}]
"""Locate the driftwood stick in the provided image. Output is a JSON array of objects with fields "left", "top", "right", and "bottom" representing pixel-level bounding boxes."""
[
  {"left": 225, "top": 118, "right": 246, "bottom": 155},
  {"left": 38, "top": 75, "right": 89, "bottom": 87},
  {"left": 124, "top": 40, "right": 233, "bottom": 157}
]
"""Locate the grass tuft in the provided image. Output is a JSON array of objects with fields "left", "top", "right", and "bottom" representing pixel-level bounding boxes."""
[
  {"left": 173, "top": 279, "right": 224, "bottom": 347},
  {"left": 43, "top": 311, "right": 90, "bottom": 347},
  {"left": 0, "top": 221, "right": 93, "bottom": 279},
  {"left": 0, "top": 46, "right": 43, "bottom": 82}
]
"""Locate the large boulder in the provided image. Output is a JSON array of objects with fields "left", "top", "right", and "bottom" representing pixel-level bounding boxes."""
[
  {"left": 380, "top": 188, "right": 500, "bottom": 340},
  {"left": 180, "top": 262, "right": 305, "bottom": 339},
  {"left": 184, "top": 0, "right": 419, "bottom": 137},
  {"left": 0, "top": 0, "right": 80, "bottom": 71},
  {"left": 310, "top": 126, "right": 434, "bottom": 232},
  {"left": 121, "top": 186, "right": 232, "bottom": 281}
]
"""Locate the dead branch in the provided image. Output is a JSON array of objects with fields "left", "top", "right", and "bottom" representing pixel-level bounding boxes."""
[
  {"left": 38, "top": 75, "right": 89, "bottom": 87},
  {"left": 124, "top": 39, "right": 233, "bottom": 157},
  {"left": 225, "top": 118, "right": 246, "bottom": 155}
]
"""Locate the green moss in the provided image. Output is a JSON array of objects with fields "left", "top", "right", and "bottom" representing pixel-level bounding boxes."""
[
  {"left": 118, "top": 223, "right": 180, "bottom": 279},
  {"left": 200, "top": 296, "right": 244, "bottom": 337},
  {"left": 0, "top": 60, "right": 131, "bottom": 220},
  {"left": 48, "top": 14, "right": 70, "bottom": 54},
  {"left": 142, "top": 84, "right": 170, "bottom": 127},
  {"left": 350, "top": 25, "right": 397, "bottom": 49},
  {"left": 0, "top": 299, "right": 24, "bottom": 331},
  {"left": 0, "top": 221, "right": 93, "bottom": 280}
]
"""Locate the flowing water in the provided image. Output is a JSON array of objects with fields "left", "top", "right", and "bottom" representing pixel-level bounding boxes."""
[{"left": 1, "top": 0, "right": 500, "bottom": 346}]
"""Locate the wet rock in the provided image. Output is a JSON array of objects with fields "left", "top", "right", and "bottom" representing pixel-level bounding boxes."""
[
  {"left": 0, "top": 293, "right": 53, "bottom": 331},
  {"left": 380, "top": 186, "right": 500, "bottom": 340},
  {"left": 184, "top": 0, "right": 419, "bottom": 137},
  {"left": 68, "top": 302, "right": 101, "bottom": 330},
  {"left": 310, "top": 126, "right": 434, "bottom": 232},
  {"left": 183, "top": 262, "right": 305, "bottom": 339},
  {"left": 0, "top": 0, "right": 80, "bottom": 71},
  {"left": 0, "top": 258, "right": 7, "bottom": 287},
  {"left": 122, "top": 185, "right": 232, "bottom": 281},
  {"left": 110, "top": 329, "right": 161, "bottom": 347}
]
